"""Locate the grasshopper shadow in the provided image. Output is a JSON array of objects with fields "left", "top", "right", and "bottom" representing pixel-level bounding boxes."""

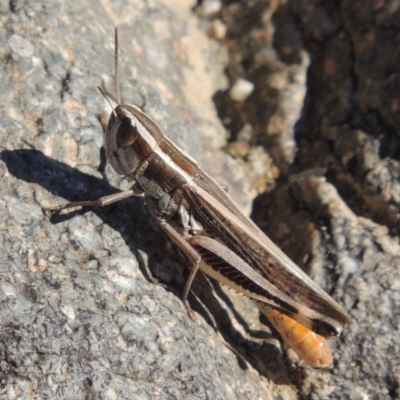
[
  {"left": 1, "top": 148, "right": 164, "bottom": 283},
  {"left": 2, "top": 148, "right": 299, "bottom": 384}
]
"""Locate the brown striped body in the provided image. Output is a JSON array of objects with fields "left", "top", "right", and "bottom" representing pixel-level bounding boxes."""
[{"left": 103, "top": 102, "right": 348, "bottom": 367}]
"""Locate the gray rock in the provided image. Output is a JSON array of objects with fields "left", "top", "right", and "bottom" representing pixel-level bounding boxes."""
[
  {"left": 0, "top": 0, "right": 268, "bottom": 399},
  {"left": 1, "top": 0, "right": 399, "bottom": 399}
]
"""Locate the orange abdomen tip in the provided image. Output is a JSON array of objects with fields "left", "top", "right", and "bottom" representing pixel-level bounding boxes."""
[{"left": 262, "top": 306, "right": 333, "bottom": 368}]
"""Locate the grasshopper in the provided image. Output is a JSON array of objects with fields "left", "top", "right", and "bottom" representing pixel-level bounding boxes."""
[{"left": 45, "top": 26, "right": 348, "bottom": 368}]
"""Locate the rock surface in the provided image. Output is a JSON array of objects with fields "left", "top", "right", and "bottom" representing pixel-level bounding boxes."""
[{"left": 0, "top": 0, "right": 399, "bottom": 399}]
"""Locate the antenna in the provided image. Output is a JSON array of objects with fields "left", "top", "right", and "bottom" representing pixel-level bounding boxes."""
[
  {"left": 97, "top": 86, "right": 117, "bottom": 118},
  {"left": 114, "top": 23, "right": 121, "bottom": 105}
]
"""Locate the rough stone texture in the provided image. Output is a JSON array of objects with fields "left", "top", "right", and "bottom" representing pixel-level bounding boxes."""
[{"left": 0, "top": 0, "right": 399, "bottom": 399}]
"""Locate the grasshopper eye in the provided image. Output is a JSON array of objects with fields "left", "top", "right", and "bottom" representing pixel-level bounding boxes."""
[{"left": 116, "top": 117, "right": 138, "bottom": 147}]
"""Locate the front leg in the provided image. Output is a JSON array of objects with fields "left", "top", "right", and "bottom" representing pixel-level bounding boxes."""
[{"left": 43, "top": 181, "right": 144, "bottom": 213}]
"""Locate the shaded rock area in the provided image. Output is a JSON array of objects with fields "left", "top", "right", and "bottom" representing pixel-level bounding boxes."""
[{"left": 0, "top": 0, "right": 399, "bottom": 399}]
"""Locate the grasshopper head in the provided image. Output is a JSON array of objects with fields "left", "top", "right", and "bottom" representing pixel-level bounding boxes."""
[
  {"left": 100, "top": 25, "right": 164, "bottom": 178},
  {"left": 104, "top": 103, "right": 163, "bottom": 177}
]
